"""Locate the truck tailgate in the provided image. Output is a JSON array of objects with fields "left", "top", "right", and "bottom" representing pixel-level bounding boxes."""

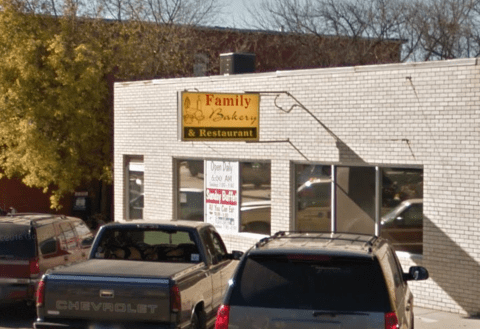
[{"left": 42, "top": 260, "right": 195, "bottom": 323}]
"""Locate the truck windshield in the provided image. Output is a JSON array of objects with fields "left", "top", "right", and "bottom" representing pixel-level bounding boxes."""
[
  {"left": 93, "top": 228, "right": 201, "bottom": 263},
  {"left": 229, "top": 254, "right": 391, "bottom": 313}
]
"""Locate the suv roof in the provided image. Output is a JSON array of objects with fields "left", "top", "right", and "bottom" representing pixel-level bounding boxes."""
[
  {"left": 252, "top": 231, "right": 383, "bottom": 258},
  {"left": 0, "top": 213, "right": 70, "bottom": 227}
]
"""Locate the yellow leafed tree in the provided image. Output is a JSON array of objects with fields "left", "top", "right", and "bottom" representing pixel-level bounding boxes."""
[{"left": 0, "top": 0, "right": 112, "bottom": 208}]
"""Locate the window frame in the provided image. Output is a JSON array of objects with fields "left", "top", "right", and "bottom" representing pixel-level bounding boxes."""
[
  {"left": 175, "top": 158, "right": 272, "bottom": 235},
  {"left": 124, "top": 155, "right": 144, "bottom": 220},
  {"left": 293, "top": 163, "right": 423, "bottom": 254}
]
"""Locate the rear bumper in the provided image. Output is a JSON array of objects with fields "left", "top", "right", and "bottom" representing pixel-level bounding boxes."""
[
  {"left": 34, "top": 319, "right": 177, "bottom": 329},
  {"left": 0, "top": 282, "right": 35, "bottom": 303}
]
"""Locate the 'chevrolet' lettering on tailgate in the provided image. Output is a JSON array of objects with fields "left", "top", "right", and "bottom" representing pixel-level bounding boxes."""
[{"left": 56, "top": 300, "right": 158, "bottom": 314}]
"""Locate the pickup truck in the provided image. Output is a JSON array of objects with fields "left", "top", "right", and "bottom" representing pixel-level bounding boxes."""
[{"left": 34, "top": 220, "right": 243, "bottom": 329}]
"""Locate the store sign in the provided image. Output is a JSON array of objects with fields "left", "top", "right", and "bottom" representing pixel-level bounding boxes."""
[
  {"left": 181, "top": 92, "right": 260, "bottom": 141},
  {"left": 204, "top": 161, "right": 239, "bottom": 233}
]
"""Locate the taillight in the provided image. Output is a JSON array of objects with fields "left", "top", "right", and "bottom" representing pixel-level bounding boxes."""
[
  {"left": 36, "top": 279, "right": 46, "bottom": 307},
  {"left": 385, "top": 312, "right": 399, "bottom": 329},
  {"left": 215, "top": 304, "right": 230, "bottom": 329},
  {"left": 29, "top": 258, "right": 40, "bottom": 276},
  {"left": 170, "top": 285, "right": 181, "bottom": 313}
]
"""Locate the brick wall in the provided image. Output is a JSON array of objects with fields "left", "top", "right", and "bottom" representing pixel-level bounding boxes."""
[{"left": 114, "top": 58, "right": 480, "bottom": 315}]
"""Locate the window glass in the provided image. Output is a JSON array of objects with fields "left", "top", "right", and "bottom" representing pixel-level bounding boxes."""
[
  {"left": 201, "top": 228, "right": 216, "bottom": 263},
  {"left": 177, "top": 159, "right": 272, "bottom": 235},
  {"left": 210, "top": 230, "right": 228, "bottom": 261},
  {"left": 178, "top": 160, "right": 204, "bottom": 221},
  {"left": 240, "top": 162, "right": 271, "bottom": 235},
  {"left": 295, "top": 164, "right": 331, "bottom": 231},
  {"left": 72, "top": 219, "right": 94, "bottom": 248},
  {"left": 230, "top": 254, "right": 391, "bottom": 312},
  {"left": 59, "top": 222, "right": 78, "bottom": 251},
  {"left": 127, "top": 157, "right": 144, "bottom": 220},
  {"left": 36, "top": 225, "right": 58, "bottom": 256},
  {"left": 94, "top": 228, "right": 200, "bottom": 263},
  {"left": 336, "top": 166, "right": 376, "bottom": 234},
  {"left": 380, "top": 168, "right": 423, "bottom": 254},
  {"left": 0, "top": 225, "right": 36, "bottom": 258}
]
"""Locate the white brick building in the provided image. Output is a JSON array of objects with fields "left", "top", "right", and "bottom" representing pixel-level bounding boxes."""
[{"left": 114, "top": 58, "right": 480, "bottom": 315}]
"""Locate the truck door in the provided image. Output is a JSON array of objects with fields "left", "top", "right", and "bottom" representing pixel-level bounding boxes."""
[
  {"left": 201, "top": 228, "right": 229, "bottom": 313},
  {"left": 208, "top": 230, "right": 237, "bottom": 294}
]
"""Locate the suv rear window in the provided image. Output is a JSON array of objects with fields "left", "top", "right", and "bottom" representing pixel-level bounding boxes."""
[
  {"left": 229, "top": 254, "right": 391, "bottom": 313},
  {"left": 0, "top": 224, "right": 36, "bottom": 258}
]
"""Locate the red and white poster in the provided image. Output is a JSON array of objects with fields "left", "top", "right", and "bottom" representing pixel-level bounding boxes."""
[{"left": 205, "top": 161, "right": 239, "bottom": 233}]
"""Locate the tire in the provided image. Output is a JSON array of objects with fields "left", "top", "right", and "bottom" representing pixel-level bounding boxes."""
[{"left": 190, "top": 311, "right": 206, "bottom": 329}]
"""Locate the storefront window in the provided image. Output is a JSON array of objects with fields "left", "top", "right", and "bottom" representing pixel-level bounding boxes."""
[
  {"left": 380, "top": 168, "right": 423, "bottom": 254},
  {"left": 178, "top": 160, "right": 204, "bottom": 221},
  {"left": 240, "top": 162, "right": 271, "bottom": 235},
  {"left": 294, "top": 164, "right": 424, "bottom": 254},
  {"left": 335, "top": 166, "right": 376, "bottom": 235},
  {"left": 126, "top": 156, "right": 144, "bottom": 220},
  {"left": 177, "top": 159, "right": 271, "bottom": 235},
  {"left": 295, "top": 165, "right": 332, "bottom": 231}
]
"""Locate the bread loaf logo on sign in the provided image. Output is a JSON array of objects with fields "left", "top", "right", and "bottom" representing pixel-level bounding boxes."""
[{"left": 181, "top": 92, "right": 260, "bottom": 141}]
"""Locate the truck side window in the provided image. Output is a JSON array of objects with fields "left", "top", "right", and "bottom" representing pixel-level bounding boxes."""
[
  {"left": 201, "top": 228, "right": 227, "bottom": 265},
  {"left": 210, "top": 231, "right": 228, "bottom": 262},
  {"left": 202, "top": 228, "right": 228, "bottom": 264},
  {"left": 201, "top": 229, "right": 215, "bottom": 264}
]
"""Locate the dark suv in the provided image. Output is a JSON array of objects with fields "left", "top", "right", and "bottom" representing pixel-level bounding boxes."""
[
  {"left": 0, "top": 213, "right": 94, "bottom": 306},
  {"left": 215, "top": 232, "right": 429, "bottom": 329}
]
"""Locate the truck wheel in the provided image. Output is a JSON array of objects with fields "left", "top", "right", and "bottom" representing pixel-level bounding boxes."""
[{"left": 190, "top": 311, "right": 205, "bottom": 329}]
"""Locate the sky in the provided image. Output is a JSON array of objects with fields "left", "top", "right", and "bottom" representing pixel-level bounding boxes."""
[{"left": 214, "top": 0, "right": 259, "bottom": 29}]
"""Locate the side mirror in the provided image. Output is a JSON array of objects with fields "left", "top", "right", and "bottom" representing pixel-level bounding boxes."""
[
  {"left": 404, "top": 266, "right": 429, "bottom": 281},
  {"left": 229, "top": 250, "right": 244, "bottom": 260}
]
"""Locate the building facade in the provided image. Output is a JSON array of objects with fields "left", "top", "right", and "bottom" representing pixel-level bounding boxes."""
[{"left": 114, "top": 58, "right": 480, "bottom": 315}]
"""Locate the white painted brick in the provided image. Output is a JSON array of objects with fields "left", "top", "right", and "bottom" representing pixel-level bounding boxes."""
[{"left": 114, "top": 58, "right": 480, "bottom": 316}]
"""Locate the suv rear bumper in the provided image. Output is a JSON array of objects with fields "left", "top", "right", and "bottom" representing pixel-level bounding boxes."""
[{"left": 0, "top": 281, "right": 35, "bottom": 303}]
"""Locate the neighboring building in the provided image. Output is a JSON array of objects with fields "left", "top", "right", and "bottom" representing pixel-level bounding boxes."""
[
  {"left": 188, "top": 26, "right": 404, "bottom": 75},
  {"left": 114, "top": 58, "right": 480, "bottom": 316},
  {"left": 0, "top": 176, "right": 70, "bottom": 214}
]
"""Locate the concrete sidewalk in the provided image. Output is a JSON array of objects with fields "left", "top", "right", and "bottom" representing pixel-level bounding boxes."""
[{"left": 416, "top": 307, "right": 480, "bottom": 329}]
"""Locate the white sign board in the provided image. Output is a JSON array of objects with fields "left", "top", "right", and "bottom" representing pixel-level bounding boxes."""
[{"left": 204, "top": 161, "right": 239, "bottom": 233}]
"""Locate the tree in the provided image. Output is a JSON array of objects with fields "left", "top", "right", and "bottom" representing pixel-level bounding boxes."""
[
  {"left": 409, "top": 0, "right": 480, "bottom": 60},
  {"left": 0, "top": 0, "right": 112, "bottom": 208},
  {"left": 249, "top": 0, "right": 480, "bottom": 62},
  {"left": 0, "top": 0, "right": 225, "bottom": 209},
  {"left": 246, "top": 0, "right": 408, "bottom": 64}
]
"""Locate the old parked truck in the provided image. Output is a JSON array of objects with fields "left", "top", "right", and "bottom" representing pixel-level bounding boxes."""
[{"left": 34, "top": 220, "right": 242, "bottom": 329}]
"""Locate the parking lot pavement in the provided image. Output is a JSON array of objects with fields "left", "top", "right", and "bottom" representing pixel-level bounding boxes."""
[{"left": 416, "top": 307, "right": 480, "bottom": 329}]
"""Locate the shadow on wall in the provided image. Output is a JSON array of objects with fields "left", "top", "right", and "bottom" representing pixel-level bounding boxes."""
[
  {"left": 336, "top": 139, "right": 366, "bottom": 164},
  {"left": 410, "top": 215, "right": 480, "bottom": 316}
]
